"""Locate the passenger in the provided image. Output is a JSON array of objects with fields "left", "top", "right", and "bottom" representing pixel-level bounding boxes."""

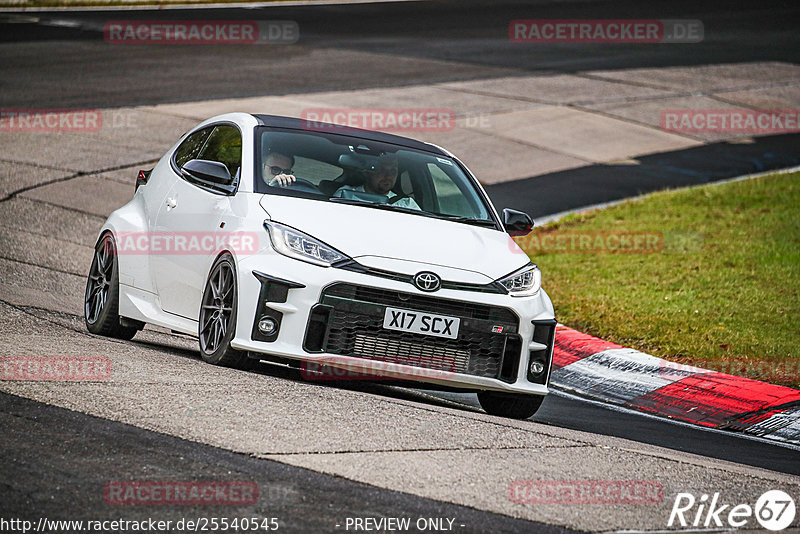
[{"left": 334, "top": 154, "right": 420, "bottom": 210}]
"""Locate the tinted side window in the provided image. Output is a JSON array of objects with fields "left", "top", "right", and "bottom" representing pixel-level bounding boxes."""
[
  {"left": 197, "top": 125, "right": 242, "bottom": 180},
  {"left": 174, "top": 127, "right": 213, "bottom": 169}
]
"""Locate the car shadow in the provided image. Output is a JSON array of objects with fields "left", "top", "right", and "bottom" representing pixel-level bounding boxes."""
[
  {"left": 247, "top": 357, "right": 485, "bottom": 415},
  {"left": 131, "top": 332, "right": 484, "bottom": 416}
]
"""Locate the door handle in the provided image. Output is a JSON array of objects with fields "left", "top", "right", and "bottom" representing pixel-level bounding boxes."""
[{"left": 165, "top": 197, "right": 177, "bottom": 209}]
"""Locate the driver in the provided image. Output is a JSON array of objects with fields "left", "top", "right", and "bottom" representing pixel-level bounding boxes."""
[
  {"left": 334, "top": 154, "right": 420, "bottom": 210},
  {"left": 263, "top": 151, "right": 296, "bottom": 187}
]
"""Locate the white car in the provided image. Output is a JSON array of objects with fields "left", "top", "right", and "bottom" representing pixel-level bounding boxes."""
[{"left": 85, "top": 113, "right": 556, "bottom": 419}]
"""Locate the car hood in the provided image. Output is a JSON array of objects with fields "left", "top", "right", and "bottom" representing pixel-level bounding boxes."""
[{"left": 259, "top": 195, "right": 529, "bottom": 282}]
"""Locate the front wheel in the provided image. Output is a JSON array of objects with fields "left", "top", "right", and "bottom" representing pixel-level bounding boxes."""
[
  {"left": 84, "top": 233, "right": 139, "bottom": 340},
  {"left": 198, "top": 253, "right": 251, "bottom": 369},
  {"left": 477, "top": 391, "right": 544, "bottom": 419}
]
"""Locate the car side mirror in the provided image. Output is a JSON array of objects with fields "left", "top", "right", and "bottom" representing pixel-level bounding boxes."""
[
  {"left": 503, "top": 208, "right": 534, "bottom": 237},
  {"left": 181, "top": 159, "right": 234, "bottom": 192}
]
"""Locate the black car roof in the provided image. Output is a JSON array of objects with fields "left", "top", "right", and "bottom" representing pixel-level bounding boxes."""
[{"left": 252, "top": 114, "right": 448, "bottom": 156}]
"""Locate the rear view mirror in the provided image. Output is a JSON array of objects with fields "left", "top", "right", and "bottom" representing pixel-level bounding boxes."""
[
  {"left": 338, "top": 153, "right": 376, "bottom": 172},
  {"left": 503, "top": 208, "right": 534, "bottom": 237}
]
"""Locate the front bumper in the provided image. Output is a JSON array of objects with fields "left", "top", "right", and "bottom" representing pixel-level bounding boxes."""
[{"left": 232, "top": 252, "right": 556, "bottom": 395}]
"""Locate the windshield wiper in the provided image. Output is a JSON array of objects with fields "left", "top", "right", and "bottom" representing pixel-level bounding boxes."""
[
  {"left": 329, "top": 197, "right": 423, "bottom": 215},
  {"left": 329, "top": 197, "right": 498, "bottom": 227},
  {"left": 329, "top": 197, "right": 380, "bottom": 206},
  {"left": 426, "top": 212, "right": 498, "bottom": 228}
]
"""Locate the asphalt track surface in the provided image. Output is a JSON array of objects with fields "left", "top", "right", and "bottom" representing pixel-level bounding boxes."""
[
  {"left": 2, "top": 0, "right": 799, "bottom": 216},
  {"left": 1, "top": 0, "right": 800, "bottom": 108},
  {"left": 487, "top": 134, "right": 800, "bottom": 218},
  {"left": 0, "top": 392, "right": 578, "bottom": 534},
  {"left": 1, "top": 0, "right": 799, "bottom": 531}
]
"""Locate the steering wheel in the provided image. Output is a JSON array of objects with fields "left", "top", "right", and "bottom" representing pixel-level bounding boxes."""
[{"left": 285, "top": 178, "right": 321, "bottom": 194}]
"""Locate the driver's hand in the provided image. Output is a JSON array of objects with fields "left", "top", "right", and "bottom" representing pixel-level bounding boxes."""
[{"left": 268, "top": 173, "right": 296, "bottom": 187}]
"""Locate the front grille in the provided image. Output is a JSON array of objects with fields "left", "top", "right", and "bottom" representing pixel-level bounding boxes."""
[
  {"left": 352, "top": 334, "right": 470, "bottom": 373},
  {"left": 305, "top": 283, "right": 521, "bottom": 381}
]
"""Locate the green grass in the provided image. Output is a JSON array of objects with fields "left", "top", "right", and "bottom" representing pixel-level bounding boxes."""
[{"left": 516, "top": 170, "right": 800, "bottom": 388}]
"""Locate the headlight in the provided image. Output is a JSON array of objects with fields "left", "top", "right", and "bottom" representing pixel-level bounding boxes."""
[
  {"left": 498, "top": 264, "right": 541, "bottom": 297},
  {"left": 265, "top": 221, "right": 349, "bottom": 267}
]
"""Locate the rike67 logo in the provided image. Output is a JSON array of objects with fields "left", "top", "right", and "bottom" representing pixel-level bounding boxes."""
[{"left": 669, "top": 490, "right": 796, "bottom": 531}]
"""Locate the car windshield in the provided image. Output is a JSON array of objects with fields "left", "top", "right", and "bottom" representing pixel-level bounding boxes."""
[{"left": 254, "top": 127, "right": 496, "bottom": 226}]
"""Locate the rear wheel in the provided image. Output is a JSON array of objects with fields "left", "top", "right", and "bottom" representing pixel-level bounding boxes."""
[
  {"left": 198, "top": 253, "right": 251, "bottom": 369},
  {"left": 477, "top": 391, "right": 544, "bottom": 420},
  {"left": 84, "top": 233, "right": 139, "bottom": 340}
]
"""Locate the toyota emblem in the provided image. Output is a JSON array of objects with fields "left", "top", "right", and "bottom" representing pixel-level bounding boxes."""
[{"left": 413, "top": 271, "right": 441, "bottom": 292}]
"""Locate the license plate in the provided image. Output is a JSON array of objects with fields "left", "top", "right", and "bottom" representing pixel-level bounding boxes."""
[{"left": 382, "top": 307, "right": 460, "bottom": 340}]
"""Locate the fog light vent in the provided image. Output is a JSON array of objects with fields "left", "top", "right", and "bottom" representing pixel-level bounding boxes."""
[{"left": 528, "top": 319, "right": 556, "bottom": 384}]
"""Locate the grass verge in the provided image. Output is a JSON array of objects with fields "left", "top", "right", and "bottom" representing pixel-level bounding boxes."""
[{"left": 515, "top": 170, "right": 800, "bottom": 388}]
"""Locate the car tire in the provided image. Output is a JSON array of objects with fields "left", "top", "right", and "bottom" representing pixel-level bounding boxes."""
[
  {"left": 84, "top": 233, "right": 140, "bottom": 340},
  {"left": 477, "top": 391, "right": 544, "bottom": 420},
  {"left": 198, "top": 253, "right": 252, "bottom": 370}
]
